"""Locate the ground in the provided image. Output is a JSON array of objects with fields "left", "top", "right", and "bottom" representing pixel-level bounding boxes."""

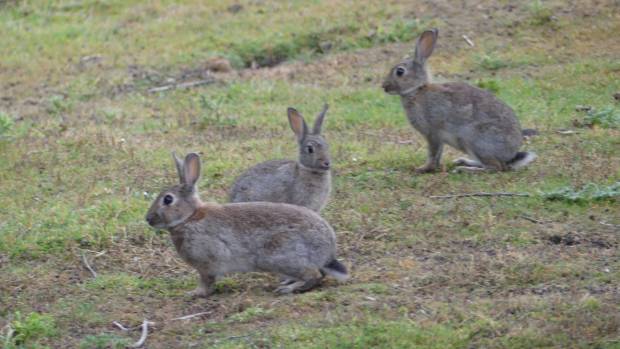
[{"left": 0, "top": 0, "right": 619, "bottom": 348}]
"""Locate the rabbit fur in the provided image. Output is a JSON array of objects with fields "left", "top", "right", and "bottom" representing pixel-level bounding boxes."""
[
  {"left": 382, "top": 29, "right": 537, "bottom": 172},
  {"left": 145, "top": 152, "right": 348, "bottom": 297},
  {"left": 229, "top": 104, "right": 331, "bottom": 212}
]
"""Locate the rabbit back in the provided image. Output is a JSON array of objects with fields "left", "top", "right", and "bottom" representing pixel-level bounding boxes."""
[
  {"left": 174, "top": 202, "right": 337, "bottom": 277},
  {"left": 404, "top": 82, "right": 523, "bottom": 162},
  {"left": 229, "top": 159, "right": 331, "bottom": 212},
  {"left": 230, "top": 159, "right": 296, "bottom": 203}
]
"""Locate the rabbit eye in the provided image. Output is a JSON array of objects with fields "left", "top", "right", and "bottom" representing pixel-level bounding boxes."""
[
  {"left": 395, "top": 67, "right": 406, "bottom": 77},
  {"left": 163, "top": 194, "right": 174, "bottom": 205},
  {"left": 307, "top": 145, "right": 314, "bottom": 154}
]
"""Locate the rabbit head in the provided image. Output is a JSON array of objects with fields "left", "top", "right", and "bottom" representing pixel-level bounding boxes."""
[
  {"left": 288, "top": 104, "right": 331, "bottom": 171},
  {"left": 145, "top": 152, "right": 203, "bottom": 229},
  {"left": 382, "top": 29, "right": 438, "bottom": 96}
]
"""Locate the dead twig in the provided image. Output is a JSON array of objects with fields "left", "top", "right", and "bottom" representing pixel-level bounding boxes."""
[
  {"left": 112, "top": 321, "right": 130, "bottom": 331},
  {"left": 2, "top": 324, "right": 15, "bottom": 348},
  {"left": 600, "top": 221, "right": 620, "bottom": 228},
  {"left": 171, "top": 311, "right": 212, "bottom": 321},
  {"left": 148, "top": 79, "right": 215, "bottom": 93},
  {"left": 430, "top": 192, "right": 530, "bottom": 199},
  {"left": 519, "top": 215, "right": 544, "bottom": 224},
  {"left": 112, "top": 311, "right": 210, "bottom": 346},
  {"left": 130, "top": 319, "right": 155, "bottom": 348},
  {"left": 556, "top": 129, "right": 579, "bottom": 135},
  {"left": 462, "top": 34, "right": 475, "bottom": 47},
  {"left": 225, "top": 334, "right": 252, "bottom": 341},
  {"left": 81, "top": 252, "right": 97, "bottom": 278}
]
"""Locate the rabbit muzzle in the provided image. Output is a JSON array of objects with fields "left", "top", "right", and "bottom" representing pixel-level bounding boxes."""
[
  {"left": 382, "top": 81, "right": 399, "bottom": 95},
  {"left": 145, "top": 212, "right": 165, "bottom": 229}
]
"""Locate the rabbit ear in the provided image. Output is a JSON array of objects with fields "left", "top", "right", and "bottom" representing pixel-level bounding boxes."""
[
  {"left": 414, "top": 29, "right": 438, "bottom": 64},
  {"left": 172, "top": 152, "right": 185, "bottom": 184},
  {"left": 183, "top": 153, "right": 201, "bottom": 190},
  {"left": 288, "top": 107, "right": 308, "bottom": 141},
  {"left": 312, "top": 103, "right": 329, "bottom": 134}
]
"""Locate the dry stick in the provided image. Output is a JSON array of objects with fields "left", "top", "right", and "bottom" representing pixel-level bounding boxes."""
[
  {"left": 462, "top": 34, "right": 475, "bottom": 47},
  {"left": 225, "top": 334, "right": 252, "bottom": 341},
  {"left": 130, "top": 320, "right": 155, "bottom": 348},
  {"left": 148, "top": 79, "right": 215, "bottom": 93},
  {"left": 429, "top": 192, "right": 530, "bottom": 199},
  {"left": 112, "top": 311, "right": 211, "bottom": 345},
  {"left": 600, "top": 221, "right": 620, "bottom": 228},
  {"left": 3, "top": 325, "right": 14, "bottom": 349},
  {"left": 171, "top": 311, "right": 212, "bottom": 321},
  {"left": 518, "top": 215, "right": 544, "bottom": 224},
  {"left": 81, "top": 252, "right": 97, "bottom": 278},
  {"left": 112, "top": 321, "right": 130, "bottom": 331}
]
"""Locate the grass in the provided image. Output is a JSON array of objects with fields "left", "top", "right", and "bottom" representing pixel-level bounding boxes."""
[
  {"left": 1, "top": 0, "right": 619, "bottom": 348},
  {"left": 2, "top": 312, "right": 58, "bottom": 349}
]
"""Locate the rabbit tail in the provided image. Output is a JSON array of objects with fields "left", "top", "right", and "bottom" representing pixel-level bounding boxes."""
[
  {"left": 321, "top": 259, "right": 349, "bottom": 282},
  {"left": 508, "top": 151, "right": 537, "bottom": 170}
]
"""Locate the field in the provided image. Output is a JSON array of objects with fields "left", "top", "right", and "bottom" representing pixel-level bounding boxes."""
[{"left": 1, "top": 0, "right": 619, "bottom": 348}]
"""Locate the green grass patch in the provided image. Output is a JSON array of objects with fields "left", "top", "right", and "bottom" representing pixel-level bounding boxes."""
[
  {"left": 257, "top": 319, "right": 470, "bottom": 349},
  {"left": 541, "top": 181, "right": 620, "bottom": 203},
  {"left": 227, "top": 307, "right": 274, "bottom": 324},
  {"left": 3, "top": 311, "right": 58, "bottom": 349},
  {"left": 578, "top": 106, "right": 620, "bottom": 129},
  {"left": 79, "top": 334, "right": 130, "bottom": 349}
]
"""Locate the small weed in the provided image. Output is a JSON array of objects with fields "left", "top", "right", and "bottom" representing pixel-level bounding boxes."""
[
  {"left": 580, "top": 296, "right": 602, "bottom": 311},
  {"left": 214, "top": 277, "right": 242, "bottom": 293},
  {"left": 0, "top": 112, "right": 14, "bottom": 139},
  {"left": 47, "top": 95, "right": 71, "bottom": 116},
  {"left": 576, "top": 106, "right": 620, "bottom": 129},
  {"left": 353, "top": 283, "right": 391, "bottom": 295},
  {"left": 541, "top": 182, "right": 620, "bottom": 203},
  {"left": 79, "top": 334, "right": 130, "bottom": 349},
  {"left": 228, "top": 307, "right": 273, "bottom": 323},
  {"left": 4, "top": 311, "right": 57, "bottom": 348},
  {"left": 475, "top": 79, "right": 501, "bottom": 93},
  {"left": 477, "top": 54, "right": 510, "bottom": 71},
  {"left": 85, "top": 273, "right": 140, "bottom": 291},
  {"left": 198, "top": 95, "right": 238, "bottom": 128},
  {"left": 528, "top": 0, "right": 555, "bottom": 26},
  {"left": 101, "top": 108, "right": 124, "bottom": 125}
]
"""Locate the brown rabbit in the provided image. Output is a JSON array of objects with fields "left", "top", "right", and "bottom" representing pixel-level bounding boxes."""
[
  {"left": 145, "top": 152, "right": 348, "bottom": 297},
  {"left": 229, "top": 104, "right": 331, "bottom": 212},
  {"left": 382, "top": 29, "right": 537, "bottom": 172}
]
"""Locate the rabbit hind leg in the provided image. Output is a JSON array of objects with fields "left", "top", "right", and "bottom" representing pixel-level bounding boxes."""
[
  {"left": 275, "top": 269, "right": 323, "bottom": 294},
  {"left": 452, "top": 157, "right": 483, "bottom": 167},
  {"left": 480, "top": 157, "right": 509, "bottom": 171}
]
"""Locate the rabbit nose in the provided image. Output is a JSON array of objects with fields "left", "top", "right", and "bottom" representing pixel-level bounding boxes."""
[
  {"left": 145, "top": 214, "right": 155, "bottom": 225},
  {"left": 322, "top": 160, "right": 330, "bottom": 168}
]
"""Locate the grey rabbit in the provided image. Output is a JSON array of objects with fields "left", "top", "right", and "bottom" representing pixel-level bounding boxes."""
[
  {"left": 229, "top": 104, "right": 331, "bottom": 211},
  {"left": 382, "top": 28, "right": 537, "bottom": 172},
  {"left": 145, "top": 152, "right": 348, "bottom": 297}
]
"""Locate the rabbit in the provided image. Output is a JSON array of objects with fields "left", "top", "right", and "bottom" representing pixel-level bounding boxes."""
[
  {"left": 382, "top": 28, "right": 537, "bottom": 173},
  {"left": 229, "top": 104, "right": 331, "bottom": 212},
  {"left": 145, "top": 152, "right": 348, "bottom": 297}
]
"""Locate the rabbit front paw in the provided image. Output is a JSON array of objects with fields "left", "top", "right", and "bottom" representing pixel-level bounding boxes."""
[
  {"left": 275, "top": 281, "right": 306, "bottom": 294},
  {"left": 414, "top": 165, "right": 438, "bottom": 174},
  {"left": 187, "top": 287, "right": 213, "bottom": 298}
]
